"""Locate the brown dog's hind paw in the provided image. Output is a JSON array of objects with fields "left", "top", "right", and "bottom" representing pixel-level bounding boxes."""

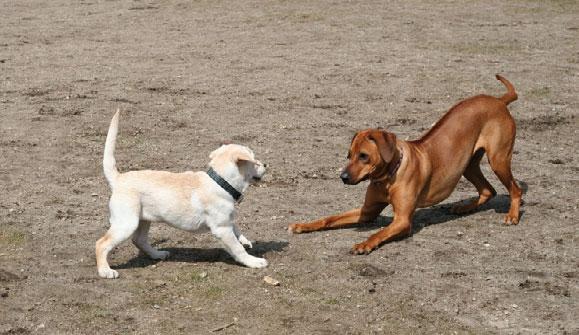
[{"left": 503, "top": 214, "right": 520, "bottom": 225}]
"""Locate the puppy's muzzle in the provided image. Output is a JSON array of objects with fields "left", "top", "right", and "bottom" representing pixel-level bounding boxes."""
[{"left": 253, "top": 163, "right": 267, "bottom": 181}]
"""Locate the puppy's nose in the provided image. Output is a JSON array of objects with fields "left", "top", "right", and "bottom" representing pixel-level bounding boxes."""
[
  {"left": 263, "top": 163, "right": 268, "bottom": 168},
  {"left": 340, "top": 171, "right": 350, "bottom": 184}
]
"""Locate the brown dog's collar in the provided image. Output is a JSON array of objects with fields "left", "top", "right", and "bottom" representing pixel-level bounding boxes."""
[
  {"left": 371, "top": 147, "right": 403, "bottom": 184},
  {"left": 387, "top": 147, "right": 403, "bottom": 177}
]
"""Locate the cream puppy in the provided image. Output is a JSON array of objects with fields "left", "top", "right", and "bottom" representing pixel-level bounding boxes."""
[{"left": 96, "top": 111, "right": 267, "bottom": 279}]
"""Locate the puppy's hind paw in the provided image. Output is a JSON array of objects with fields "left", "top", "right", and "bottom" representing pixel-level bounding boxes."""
[{"left": 98, "top": 268, "right": 119, "bottom": 279}]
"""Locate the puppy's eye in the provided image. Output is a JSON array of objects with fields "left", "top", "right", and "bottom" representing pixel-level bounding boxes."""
[
  {"left": 347, "top": 152, "right": 351, "bottom": 159},
  {"left": 358, "top": 153, "right": 369, "bottom": 161}
]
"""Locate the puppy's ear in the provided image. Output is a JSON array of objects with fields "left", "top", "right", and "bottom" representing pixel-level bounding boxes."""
[
  {"left": 369, "top": 129, "right": 397, "bottom": 163},
  {"left": 209, "top": 148, "right": 219, "bottom": 160},
  {"left": 235, "top": 151, "right": 256, "bottom": 165}
]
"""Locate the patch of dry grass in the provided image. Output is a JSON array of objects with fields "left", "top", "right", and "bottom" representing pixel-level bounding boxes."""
[
  {"left": 451, "top": 42, "right": 521, "bottom": 56},
  {"left": 0, "top": 230, "right": 26, "bottom": 246}
]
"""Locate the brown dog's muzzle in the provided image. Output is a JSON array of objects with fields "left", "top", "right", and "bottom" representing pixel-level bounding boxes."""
[
  {"left": 340, "top": 166, "right": 369, "bottom": 185},
  {"left": 340, "top": 169, "right": 352, "bottom": 184}
]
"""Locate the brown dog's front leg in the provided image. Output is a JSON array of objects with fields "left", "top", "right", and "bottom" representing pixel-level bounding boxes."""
[
  {"left": 288, "top": 203, "right": 387, "bottom": 234},
  {"left": 351, "top": 203, "right": 413, "bottom": 254}
]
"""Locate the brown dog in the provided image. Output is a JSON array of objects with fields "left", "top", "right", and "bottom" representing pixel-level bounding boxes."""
[{"left": 288, "top": 75, "right": 522, "bottom": 254}]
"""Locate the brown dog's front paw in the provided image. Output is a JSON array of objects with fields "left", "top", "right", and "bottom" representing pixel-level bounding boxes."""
[
  {"left": 287, "top": 223, "right": 303, "bottom": 234},
  {"left": 350, "top": 242, "right": 375, "bottom": 255}
]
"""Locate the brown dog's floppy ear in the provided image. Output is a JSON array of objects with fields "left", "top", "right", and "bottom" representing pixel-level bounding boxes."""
[
  {"left": 369, "top": 129, "right": 397, "bottom": 163},
  {"left": 350, "top": 131, "right": 359, "bottom": 145}
]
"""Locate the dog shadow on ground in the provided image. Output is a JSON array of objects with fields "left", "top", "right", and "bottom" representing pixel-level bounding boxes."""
[
  {"left": 117, "top": 182, "right": 528, "bottom": 268},
  {"left": 117, "top": 240, "right": 288, "bottom": 269},
  {"left": 354, "top": 192, "right": 526, "bottom": 235}
]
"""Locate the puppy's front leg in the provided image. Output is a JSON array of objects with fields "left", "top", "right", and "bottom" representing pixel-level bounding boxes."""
[
  {"left": 233, "top": 224, "right": 252, "bottom": 249},
  {"left": 212, "top": 226, "right": 267, "bottom": 268}
]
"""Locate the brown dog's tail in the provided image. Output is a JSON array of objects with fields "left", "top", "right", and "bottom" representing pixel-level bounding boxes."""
[{"left": 496, "top": 74, "right": 517, "bottom": 105}]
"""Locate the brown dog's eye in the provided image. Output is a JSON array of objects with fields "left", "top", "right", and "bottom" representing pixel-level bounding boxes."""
[
  {"left": 347, "top": 152, "right": 351, "bottom": 159},
  {"left": 358, "top": 153, "right": 369, "bottom": 161}
]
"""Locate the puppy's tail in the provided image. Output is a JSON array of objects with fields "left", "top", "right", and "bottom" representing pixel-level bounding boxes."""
[
  {"left": 496, "top": 74, "right": 517, "bottom": 105},
  {"left": 103, "top": 109, "right": 121, "bottom": 187}
]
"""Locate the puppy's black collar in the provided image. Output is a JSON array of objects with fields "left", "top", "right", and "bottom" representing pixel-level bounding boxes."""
[{"left": 207, "top": 167, "right": 243, "bottom": 202}]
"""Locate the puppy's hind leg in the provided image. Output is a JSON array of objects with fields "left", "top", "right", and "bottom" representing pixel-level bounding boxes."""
[
  {"left": 132, "top": 221, "right": 170, "bottom": 260},
  {"left": 96, "top": 195, "right": 140, "bottom": 279},
  {"left": 212, "top": 226, "right": 267, "bottom": 268}
]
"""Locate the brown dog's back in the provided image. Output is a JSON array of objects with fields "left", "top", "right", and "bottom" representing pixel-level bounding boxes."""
[{"left": 411, "top": 76, "right": 518, "bottom": 206}]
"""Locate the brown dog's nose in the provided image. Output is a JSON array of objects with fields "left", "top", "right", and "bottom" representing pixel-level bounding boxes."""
[{"left": 340, "top": 171, "right": 350, "bottom": 184}]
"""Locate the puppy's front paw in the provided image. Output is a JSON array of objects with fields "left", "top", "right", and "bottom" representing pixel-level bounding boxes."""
[
  {"left": 150, "top": 250, "right": 171, "bottom": 260},
  {"left": 98, "top": 268, "right": 119, "bottom": 279},
  {"left": 238, "top": 235, "right": 253, "bottom": 249},
  {"left": 242, "top": 256, "right": 268, "bottom": 268}
]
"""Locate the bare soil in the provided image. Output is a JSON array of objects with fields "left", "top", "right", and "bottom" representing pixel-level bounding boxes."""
[{"left": 1, "top": 0, "right": 577, "bottom": 334}]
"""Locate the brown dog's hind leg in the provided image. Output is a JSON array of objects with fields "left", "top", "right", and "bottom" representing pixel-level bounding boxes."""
[
  {"left": 488, "top": 151, "right": 522, "bottom": 225},
  {"left": 451, "top": 150, "right": 496, "bottom": 214}
]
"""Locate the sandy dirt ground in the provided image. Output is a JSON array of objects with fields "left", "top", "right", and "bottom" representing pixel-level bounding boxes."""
[{"left": 1, "top": 0, "right": 577, "bottom": 334}]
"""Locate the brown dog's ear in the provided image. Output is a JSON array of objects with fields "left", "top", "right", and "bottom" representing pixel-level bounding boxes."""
[
  {"left": 350, "top": 131, "right": 359, "bottom": 145},
  {"left": 369, "top": 129, "right": 397, "bottom": 163}
]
